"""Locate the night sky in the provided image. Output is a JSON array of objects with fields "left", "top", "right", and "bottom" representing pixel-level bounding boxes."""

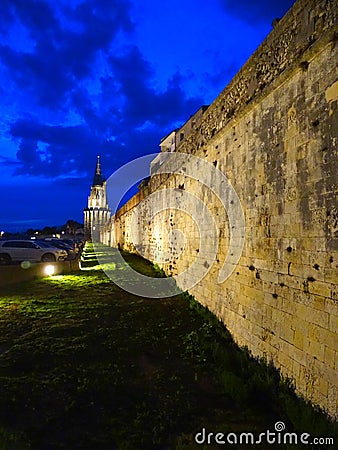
[{"left": 0, "top": 0, "right": 295, "bottom": 233}]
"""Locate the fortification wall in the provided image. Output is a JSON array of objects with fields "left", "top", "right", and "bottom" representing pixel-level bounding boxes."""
[{"left": 109, "top": 0, "right": 338, "bottom": 417}]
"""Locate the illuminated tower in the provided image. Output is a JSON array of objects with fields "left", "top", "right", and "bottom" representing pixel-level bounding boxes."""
[{"left": 84, "top": 156, "right": 110, "bottom": 241}]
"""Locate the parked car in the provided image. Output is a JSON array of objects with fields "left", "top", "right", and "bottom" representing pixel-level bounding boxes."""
[
  {"left": 60, "top": 238, "right": 80, "bottom": 253},
  {"left": 0, "top": 240, "right": 67, "bottom": 265},
  {"left": 44, "top": 238, "right": 76, "bottom": 251},
  {"left": 39, "top": 239, "right": 77, "bottom": 260}
]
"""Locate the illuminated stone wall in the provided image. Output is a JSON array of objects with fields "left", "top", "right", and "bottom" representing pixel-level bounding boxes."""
[{"left": 109, "top": 0, "right": 338, "bottom": 418}]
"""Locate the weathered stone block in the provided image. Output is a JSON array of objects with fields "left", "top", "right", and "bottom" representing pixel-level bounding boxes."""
[{"left": 324, "top": 346, "right": 336, "bottom": 370}]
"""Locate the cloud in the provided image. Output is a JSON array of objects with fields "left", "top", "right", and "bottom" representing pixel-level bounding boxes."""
[
  {"left": 109, "top": 46, "right": 204, "bottom": 127},
  {"left": 0, "top": 155, "right": 20, "bottom": 167},
  {"left": 16, "top": 139, "right": 40, "bottom": 168},
  {"left": 0, "top": 0, "right": 133, "bottom": 107},
  {"left": 1, "top": 1, "right": 204, "bottom": 182},
  {"left": 219, "top": 0, "right": 296, "bottom": 24},
  {"left": 11, "top": 120, "right": 100, "bottom": 177},
  {"left": 7, "top": 45, "right": 202, "bottom": 178}
]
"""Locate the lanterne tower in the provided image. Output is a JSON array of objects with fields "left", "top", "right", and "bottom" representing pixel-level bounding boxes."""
[{"left": 84, "top": 156, "right": 110, "bottom": 241}]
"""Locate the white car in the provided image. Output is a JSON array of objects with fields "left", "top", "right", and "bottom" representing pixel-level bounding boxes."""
[{"left": 0, "top": 240, "right": 68, "bottom": 265}]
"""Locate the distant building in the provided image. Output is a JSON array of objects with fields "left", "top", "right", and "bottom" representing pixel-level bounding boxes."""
[
  {"left": 65, "top": 219, "right": 84, "bottom": 237},
  {"left": 84, "top": 156, "right": 110, "bottom": 241},
  {"left": 150, "top": 105, "right": 209, "bottom": 175},
  {"left": 174, "top": 105, "right": 209, "bottom": 148},
  {"left": 160, "top": 129, "right": 177, "bottom": 153}
]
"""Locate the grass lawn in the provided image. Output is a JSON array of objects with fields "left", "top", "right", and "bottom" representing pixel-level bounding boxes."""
[{"left": 0, "top": 243, "right": 336, "bottom": 449}]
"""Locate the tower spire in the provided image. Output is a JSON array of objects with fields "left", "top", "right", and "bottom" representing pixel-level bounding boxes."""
[
  {"left": 84, "top": 155, "right": 110, "bottom": 241},
  {"left": 93, "top": 155, "right": 103, "bottom": 186}
]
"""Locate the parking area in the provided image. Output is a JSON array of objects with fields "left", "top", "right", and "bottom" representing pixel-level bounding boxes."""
[{"left": 0, "top": 238, "right": 84, "bottom": 266}]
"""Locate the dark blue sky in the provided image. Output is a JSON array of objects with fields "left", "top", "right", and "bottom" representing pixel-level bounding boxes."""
[{"left": 0, "top": 0, "right": 295, "bottom": 232}]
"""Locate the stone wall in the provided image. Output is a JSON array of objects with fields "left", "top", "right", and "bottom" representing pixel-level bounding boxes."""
[{"left": 108, "top": 0, "right": 338, "bottom": 418}]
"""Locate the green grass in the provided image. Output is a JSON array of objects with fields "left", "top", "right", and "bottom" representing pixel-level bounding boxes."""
[{"left": 0, "top": 243, "right": 336, "bottom": 449}]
